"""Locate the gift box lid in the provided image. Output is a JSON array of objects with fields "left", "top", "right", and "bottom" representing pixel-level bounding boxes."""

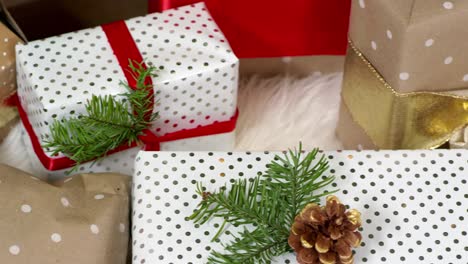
[
  {"left": 132, "top": 149, "right": 467, "bottom": 263},
  {"left": 349, "top": 0, "right": 468, "bottom": 93}
]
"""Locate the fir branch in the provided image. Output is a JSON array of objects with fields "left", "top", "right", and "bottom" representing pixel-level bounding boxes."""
[
  {"left": 209, "top": 228, "right": 289, "bottom": 264},
  {"left": 190, "top": 178, "right": 290, "bottom": 239},
  {"left": 189, "top": 145, "right": 336, "bottom": 263},
  {"left": 44, "top": 95, "right": 137, "bottom": 164},
  {"left": 121, "top": 60, "right": 159, "bottom": 127},
  {"left": 43, "top": 60, "right": 158, "bottom": 167},
  {"left": 265, "top": 147, "right": 335, "bottom": 225}
]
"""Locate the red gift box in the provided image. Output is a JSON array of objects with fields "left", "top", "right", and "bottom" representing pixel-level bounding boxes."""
[{"left": 148, "top": 0, "right": 351, "bottom": 58}]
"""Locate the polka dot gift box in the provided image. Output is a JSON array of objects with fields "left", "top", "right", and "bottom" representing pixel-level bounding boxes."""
[
  {"left": 336, "top": 0, "right": 468, "bottom": 150},
  {"left": 0, "top": 164, "right": 130, "bottom": 264},
  {"left": 132, "top": 149, "right": 467, "bottom": 263},
  {"left": 15, "top": 3, "right": 239, "bottom": 180}
]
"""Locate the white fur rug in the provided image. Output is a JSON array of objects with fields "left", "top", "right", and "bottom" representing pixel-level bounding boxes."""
[
  {"left": 235, "top": 73, "right": 343, "bottom": 150},
  {"left": 0, "top": 73, "right": 344, "bottom": 175}
]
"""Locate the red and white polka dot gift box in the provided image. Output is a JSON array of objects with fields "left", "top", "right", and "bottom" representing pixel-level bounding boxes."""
[
  {"left": 15, "top": 3, "right": 239, "bottom": 180},
  {"left": 132, "top": 149, "right": 467, "bottom": 263}
]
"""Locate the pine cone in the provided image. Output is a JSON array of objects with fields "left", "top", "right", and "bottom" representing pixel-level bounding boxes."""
[{"left": 288, "top": 196, "right": 362, "bottom": 264}]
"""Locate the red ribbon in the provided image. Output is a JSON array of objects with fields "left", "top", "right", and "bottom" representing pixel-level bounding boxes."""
[
  {"left": 102, "top": 21, "right": 158, "bottom": 146},
  {"left": 17, "top": 20, "right": 238, "bottom": 171},
  {"left": 3, "top": 93, "right": 19, "bottom": 107}
]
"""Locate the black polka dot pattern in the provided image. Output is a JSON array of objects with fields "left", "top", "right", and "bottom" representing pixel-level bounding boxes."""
[
  {"left": 16, "top": 3, "right": 239, "bottom": 179},
  {"left": 132, "top": 150, "right": 467, "bottom": 263}
]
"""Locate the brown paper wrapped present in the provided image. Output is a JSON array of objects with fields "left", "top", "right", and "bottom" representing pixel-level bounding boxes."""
[
  {"left": 337, "top": 0, "right": 468, "bottom": 150},
  {"left": 0, "top": 0, "right": 25, "bottom": 99},
  {"left": 0, "top": 1, "right": 26, "bottom": 142},
  {"left": 0, "top": 165, "right": 130, "bottom": 264}
]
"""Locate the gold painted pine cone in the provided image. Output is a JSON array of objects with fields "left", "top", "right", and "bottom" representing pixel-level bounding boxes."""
[{"left": 288, "top": 196, "right": 362, "bottom": 264}]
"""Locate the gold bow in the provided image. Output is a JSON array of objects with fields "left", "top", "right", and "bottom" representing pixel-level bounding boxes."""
[{"left": 342, "top": 41, "right": 468, "bottom": 149}]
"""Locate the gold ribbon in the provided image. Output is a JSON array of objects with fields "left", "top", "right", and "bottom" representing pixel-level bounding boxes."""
[{"left": 342, "top": 41, "right": 468, "bottom": 149}]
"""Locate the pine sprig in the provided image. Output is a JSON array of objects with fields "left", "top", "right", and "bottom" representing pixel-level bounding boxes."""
[
  {"left": 190, "top": 177, "right": 289, "bottom": 239},
  {"left": 121, "top": 60, "right": 159, "bottom": 127},
  {"left": 189, "top": 144, "right": 336, "bottom": 264},
  {"left": 266, "top": 148, "right": 334, "bottom": 226},
  {"left": 208, "top": 228, "right": 290, "bottom": 264},
  {"left": 43, "top": 60, "right": 158, "bottom": 168},
  {"left": 45, "top": 95, "right": 138, "bottom": 164}
]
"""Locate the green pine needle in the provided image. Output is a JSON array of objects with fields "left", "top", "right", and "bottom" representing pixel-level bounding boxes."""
[
  {"left": 189, "top": 144, "right": 336, "bottom": 264},
  {"left": 43, "top": 60, "right": 159, "bottom": 169}
]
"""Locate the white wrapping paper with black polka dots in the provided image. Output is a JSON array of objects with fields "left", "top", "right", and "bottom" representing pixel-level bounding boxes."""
[
  {"left": 132, "top": 150, "right": 467, "bottom": 264},
  {"left": 15, "top": 3, "right": 239, "bottom": 179}
]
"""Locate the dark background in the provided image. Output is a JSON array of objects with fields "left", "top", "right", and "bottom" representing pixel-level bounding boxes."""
[{"left": 4, "top": 0, "right": 147, "bottom": 40}]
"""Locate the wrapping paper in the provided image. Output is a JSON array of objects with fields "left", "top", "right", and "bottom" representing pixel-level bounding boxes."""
[
  {"left": 0, "top": 4, "right": 24, "bottom": 142},
  {"left": 0, "top": 164, "right": 130, "bottom": 263},
  {"left": 16, "top": 3, "right": 239, "bottom": 179},
  {"left": 0, "top": 20, "right": 22, "bottom": 100},
  {"left": 349, "top": 0, "right": 468, "bottom": 93},
  {"left": 133, "top": 149, "right": 467, "bottom": 263}
]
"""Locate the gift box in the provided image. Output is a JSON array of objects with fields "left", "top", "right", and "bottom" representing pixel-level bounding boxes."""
[
  {"left": 16, "top": 3, "right": 239, "bottom": 179},
  {"left": 337, "top": 0, "right": 468, "bottom": 150},
  {"left": 132, "top": 149, "right": 467, "bottom": 263},
  {"left": 0, "top": 1, "right": 26, "bottom": 141},
  {"left": 0, "top": 164, "right": 130, "bottom": 263},
  {"left": 0, "top": 0, "right": 26, "bottom": 97}
]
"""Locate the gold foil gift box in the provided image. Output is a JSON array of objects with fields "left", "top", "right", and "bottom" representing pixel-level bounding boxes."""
[{"left": 337, "top": 0, "right": 468, "bottom": 150}]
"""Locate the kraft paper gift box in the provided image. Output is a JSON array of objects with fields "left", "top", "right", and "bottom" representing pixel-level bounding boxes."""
[
  {"left": 0, "top": 164, "right": 130, "bottom": 264},
  {"left": 0, "top": 1, "right": 26, "bottom": 142},
  {"left": 337, "top": 0, "right": 468, "bottom": 150},
  {"left": 132, "top": 149, "right": 467, "bottom": 263},
  {"left": 0, "top": 0, "right": 26, "bottom": 100},
  {"left": 150, "top": 0, "right": 351, "bottom": 77},
  {"left": 16, "top": 3, "right": 239, "bottom": 180}
]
